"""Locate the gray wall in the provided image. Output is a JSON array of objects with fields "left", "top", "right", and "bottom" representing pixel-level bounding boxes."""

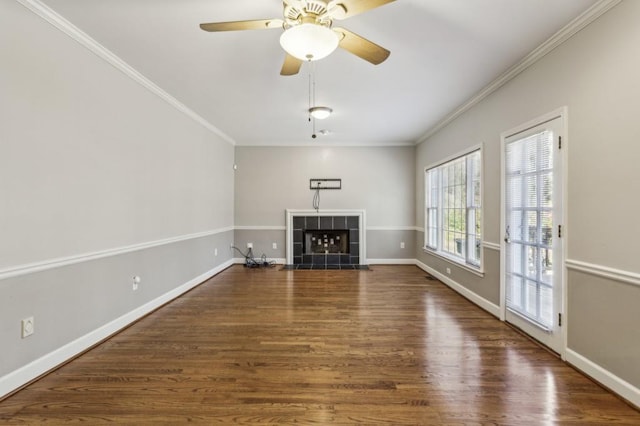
[
  {"left": 568, "top": 270, "right": 640, "bottom": 387},
  {"left": 234, "top": 146, "right": 416, "bottom": 261},
  {"left": 0, "top": 2, "right": 234, "bottom": 381},
  {"left": 415, "top": 0, "right": 640, "bottom": 389}
]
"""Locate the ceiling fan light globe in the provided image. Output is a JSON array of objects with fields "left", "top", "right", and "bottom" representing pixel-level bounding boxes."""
[{"left": 279, "top": 24, "right": 339, "bottom": 61}]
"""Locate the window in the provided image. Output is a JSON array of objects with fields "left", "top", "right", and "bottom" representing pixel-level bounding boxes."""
[{"left": 425, "top": 149, "right": 482, "bottom": 269}]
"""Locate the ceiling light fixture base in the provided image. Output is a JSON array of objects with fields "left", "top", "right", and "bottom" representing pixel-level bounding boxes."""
[{"left": 309, "top": 106, "right": 333, "bottom": 119}]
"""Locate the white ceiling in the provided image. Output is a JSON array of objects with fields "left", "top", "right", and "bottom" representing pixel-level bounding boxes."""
[{"left": 40, "top": 0, "right": 599, "bottom": 146}]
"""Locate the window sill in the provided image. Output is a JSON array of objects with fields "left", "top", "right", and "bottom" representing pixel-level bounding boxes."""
[{"left": 422, "top": 247, "right": 485, "bottom": 278}]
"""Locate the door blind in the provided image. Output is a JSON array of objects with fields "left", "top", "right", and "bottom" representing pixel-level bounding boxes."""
[{"left": 505, "top": 129, "right": 554, "bottom": 328}]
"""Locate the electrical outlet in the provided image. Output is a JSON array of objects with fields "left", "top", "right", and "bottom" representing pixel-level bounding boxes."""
[
  {"left": 446, "top": 267, "right": 451, "bottom": 275},
  {"left": 214, "top": 248, "right": 218, "bottom": 256},
  {"left": 21, "top": 317, "right": 34, "bottom": 338},
  {"left": 132, "top": 275, "right": 141, "bottom": 291},
  {"left": 247, "top": 242, "right": 253, "bottom": 249},
  {"left": 272, "top": 242, "right": 277, "bottom": 250},
  {"left": 400, "top": 242, "right": 405, "bottom": 249}
]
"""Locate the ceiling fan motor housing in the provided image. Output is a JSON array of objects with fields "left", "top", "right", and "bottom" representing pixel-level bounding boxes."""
[{"left": 284, "top": 0, "right": 344, "bottom": 27}]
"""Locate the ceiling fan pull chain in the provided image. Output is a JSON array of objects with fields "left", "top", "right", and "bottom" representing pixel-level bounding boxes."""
[
  {"left": 310, "top": 61, "right": 318, "bottom": 138},
  {"left": 312, "top": 61, "right": 316, "bottom": 107},
  {"left": 310, "top": 60, "right": 316, "bottom": 109},
  {"left": 308, "top": 64, "right": 312, "bottom": 121}
]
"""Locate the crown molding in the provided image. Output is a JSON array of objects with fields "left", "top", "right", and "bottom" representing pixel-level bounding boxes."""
[
  {"left": 416, "top": 0, "right": 622, "bottom": 144},
  {"left": 16, "top": 0, "right": 236, "bottom": 146}
]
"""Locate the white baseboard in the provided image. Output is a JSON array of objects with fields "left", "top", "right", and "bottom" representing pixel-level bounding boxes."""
[
  {"left": 367, "top": 258, "right": 416, "bottom": 265},
  {"left": 415, "top": 260, "right": 501, "bottom": 318},
  {"left": 566, "top": 348, "right": 640, "bottom": 408},
  {"left": 247, "top": 258, "right": 413, "bottom": 266},
  {"left": 0, "top": 259, "right": 233, "bottom": 400}
]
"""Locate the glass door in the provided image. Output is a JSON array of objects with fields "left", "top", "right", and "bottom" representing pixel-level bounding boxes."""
[{"left": 502, "top": 115, "right": 564, "bottom": 354}]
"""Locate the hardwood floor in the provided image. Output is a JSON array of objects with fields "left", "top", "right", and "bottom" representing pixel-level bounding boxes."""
[{"left": 1, "top": 265, "right": 638, "bottom": 424}]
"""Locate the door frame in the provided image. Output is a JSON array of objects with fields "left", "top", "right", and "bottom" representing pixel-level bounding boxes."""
[{"left": 499, "top": 106, "right": 568, "bottom": 359}]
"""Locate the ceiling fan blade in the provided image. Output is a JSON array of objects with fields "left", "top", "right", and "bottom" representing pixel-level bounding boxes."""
[
  {"left": 330, "top": 0, "right": 396, "bottom": 20},
  {"left": 334, "top": 27, "right": 390, "bottom": 65},
  {"left": 280, "top": 54, "right": 304, "bottom": 76},
  {"left": 199, "top": 19, "right": 283, "bottom": 32}
]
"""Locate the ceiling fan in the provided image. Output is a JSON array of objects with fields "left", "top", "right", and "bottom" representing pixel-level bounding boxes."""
[{"left": 200, "top": 0, "right": 395, "bottom": 76}]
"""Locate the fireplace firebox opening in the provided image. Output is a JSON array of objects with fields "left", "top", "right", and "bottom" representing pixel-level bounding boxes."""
[{"left": 304, "top": 230, "right": 349, "bottom": 255}]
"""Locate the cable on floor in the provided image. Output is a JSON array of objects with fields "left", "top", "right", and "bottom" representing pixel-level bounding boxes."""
[{"left": 231, "top": 246, "right": 275, "bottom": 268}]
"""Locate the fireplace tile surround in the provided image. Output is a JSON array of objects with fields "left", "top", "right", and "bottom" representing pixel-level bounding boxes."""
[
  {"left": 292, "top": 216, "right": 359, "bottom": 266},
  {"left": 286, "top": 209, "right": 366, "bottom": 267}
]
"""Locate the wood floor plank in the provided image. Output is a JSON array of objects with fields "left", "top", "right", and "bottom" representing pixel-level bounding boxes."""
[{"left": 1, "top": 265, "right": 638, "bottom": 424}]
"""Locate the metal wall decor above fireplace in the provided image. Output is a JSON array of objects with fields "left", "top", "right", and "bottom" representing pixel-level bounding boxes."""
[{"left": 285, "top": 209, "right": 366, "bottom": 267}]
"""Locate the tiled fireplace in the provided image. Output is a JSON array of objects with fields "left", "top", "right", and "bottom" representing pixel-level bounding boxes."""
[{"left": 286, "top": 209, "right": 366, "bottom": 268}]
